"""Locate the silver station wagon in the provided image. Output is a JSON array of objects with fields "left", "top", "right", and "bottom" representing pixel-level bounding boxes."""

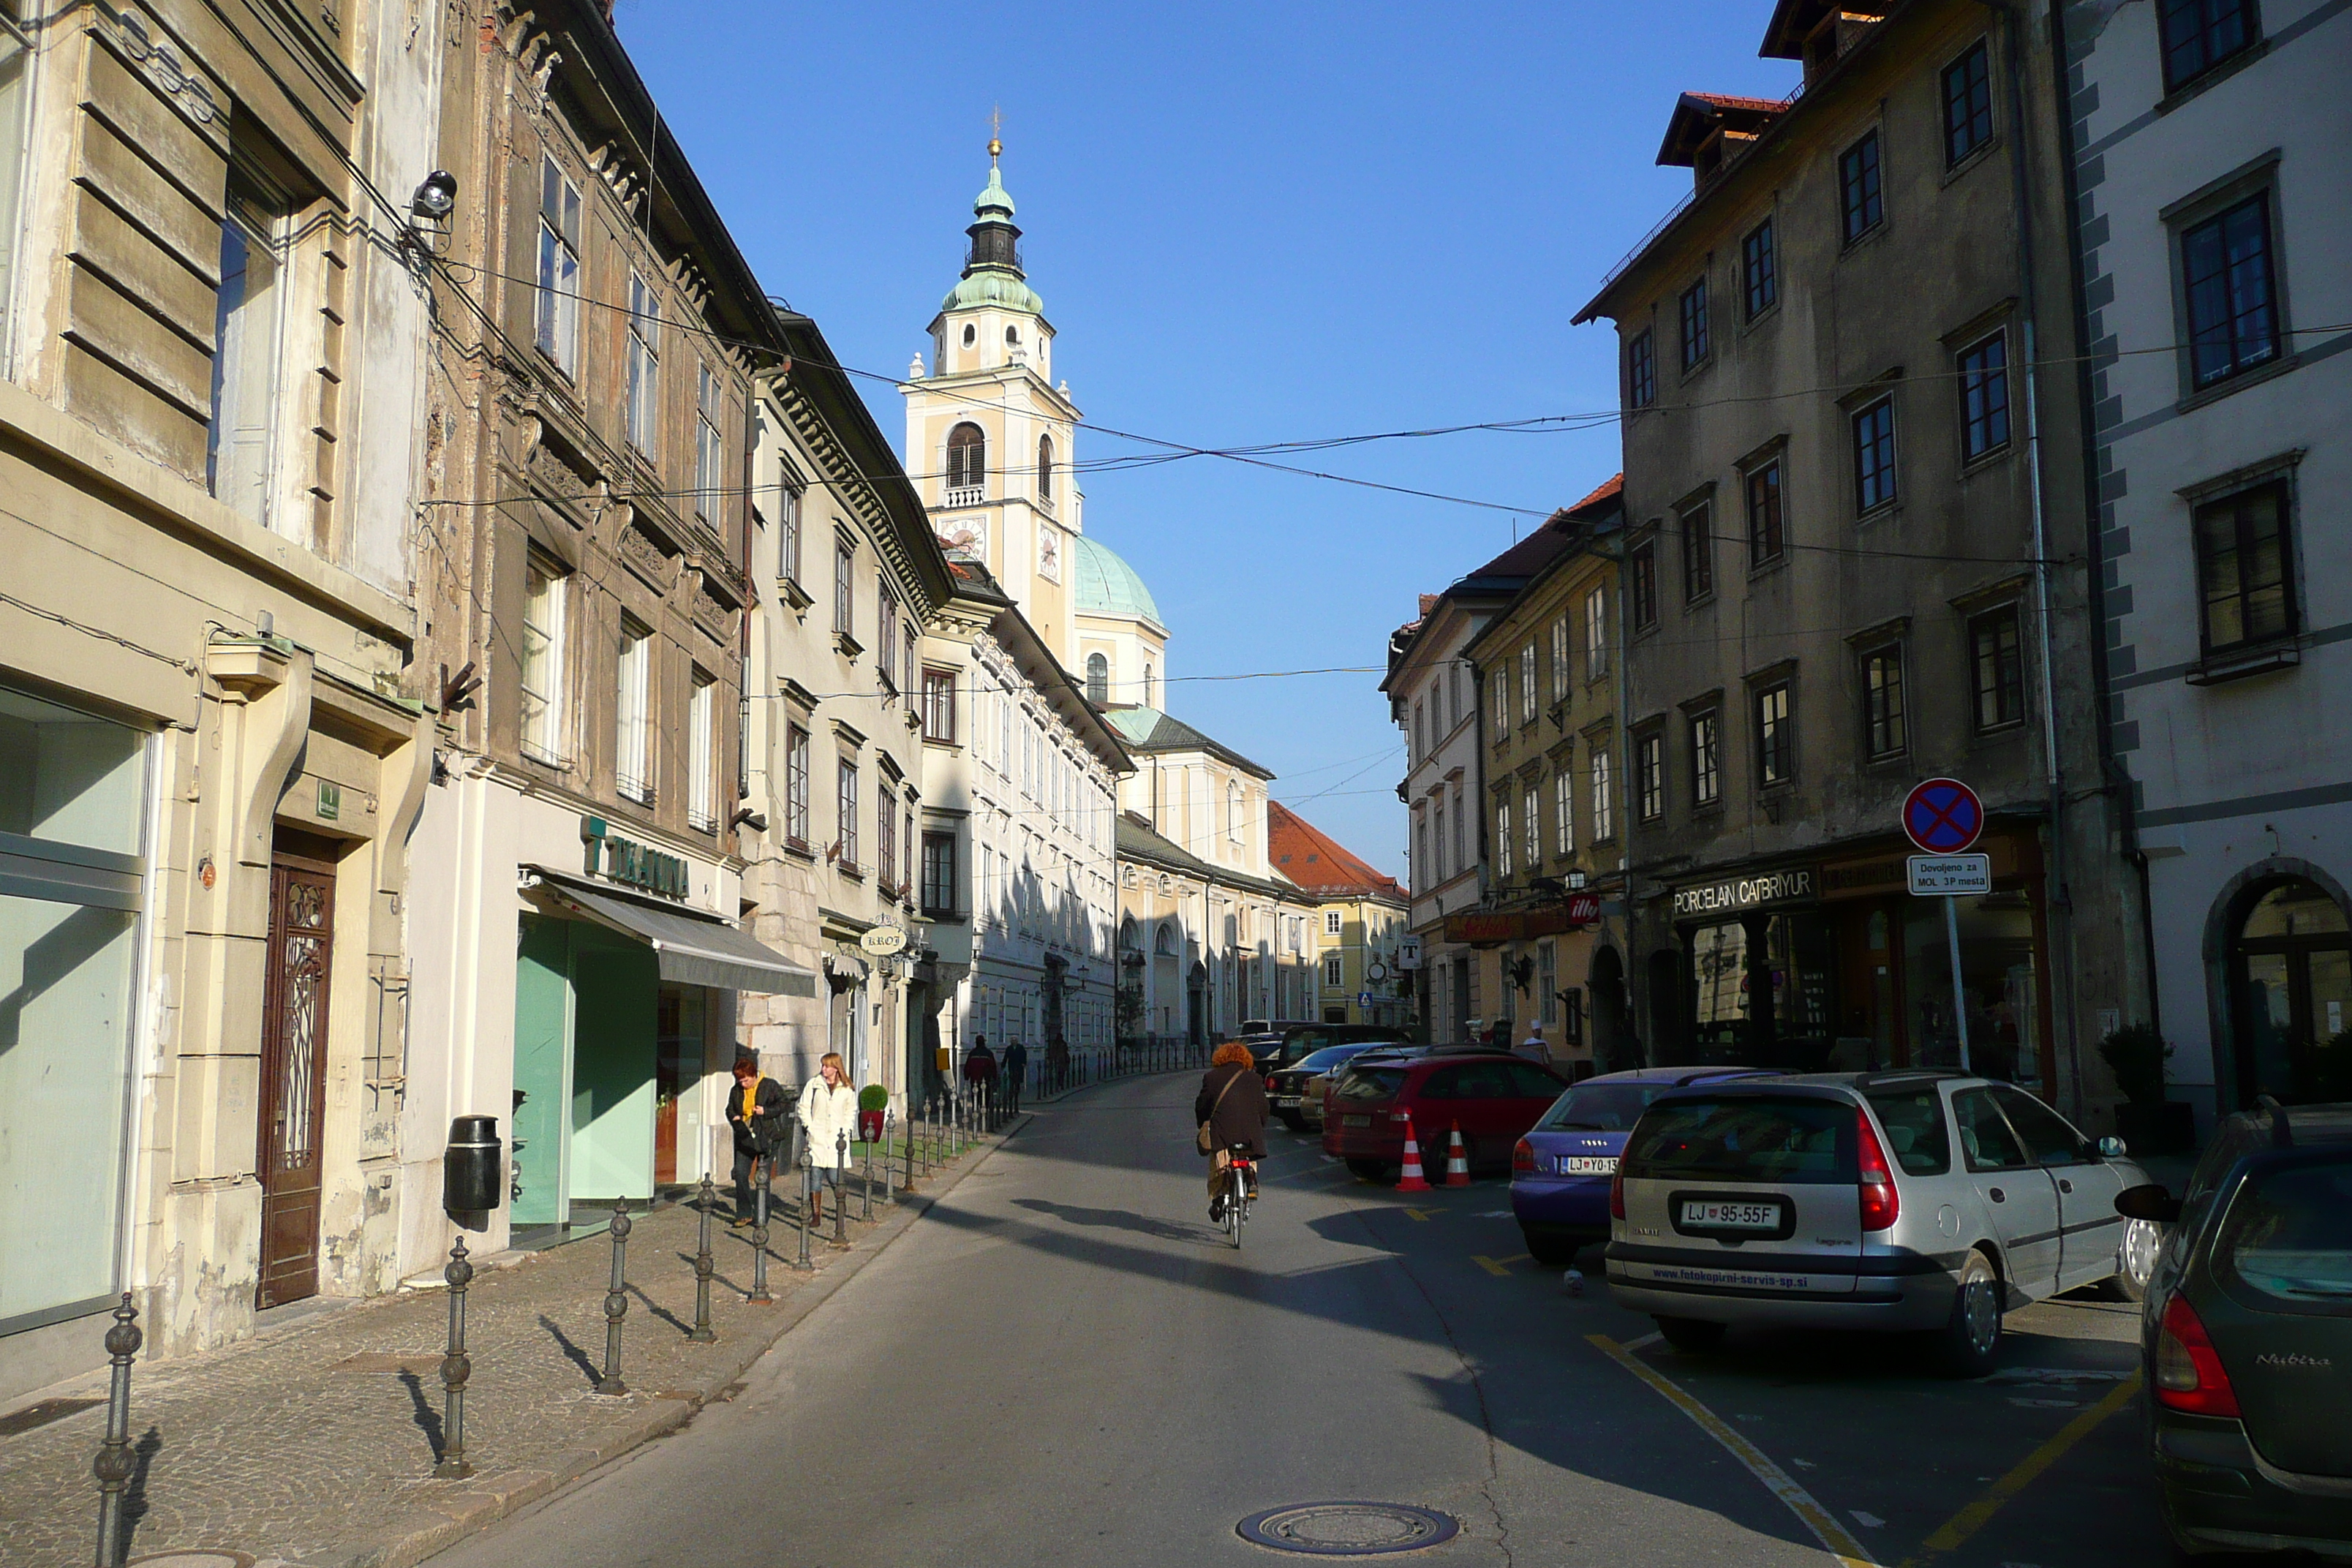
[{"left": 1606, "top": 1071, "right": 2159, "bottom": 1375}]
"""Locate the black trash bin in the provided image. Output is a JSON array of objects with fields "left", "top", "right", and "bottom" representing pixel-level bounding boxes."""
[{"left": 444, "top": 1115, "right": 503, "bottom": 1216}]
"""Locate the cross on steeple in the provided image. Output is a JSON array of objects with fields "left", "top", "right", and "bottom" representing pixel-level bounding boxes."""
[{"left": 989, "top": 105, "right": 1003, "bottom": 164}]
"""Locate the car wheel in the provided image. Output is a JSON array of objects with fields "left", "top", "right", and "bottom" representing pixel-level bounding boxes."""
[
  {"left": 1523, "top": 1231, "right": 1579, "bottom": 1267},
  {"left": 1934, "top": 1249, "right": 2004, "bottom": 1378},
  {"left": 2100, "top": 1218, "right": 2161, "bottom": 1303},
  {"left": 1654, "top": 1316, "right": 1727, "bottom": 1354},
  {"left": 1345, "top": 1158, "right": 1386, "bottom": 1180}
]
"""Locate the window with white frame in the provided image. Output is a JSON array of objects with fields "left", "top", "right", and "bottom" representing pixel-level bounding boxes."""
[
  {"left": 1523, "top": 784, "right": 1539, "bottom": 872},
  {"left": 778, "top": 480, "right": 803, "bottom": 584},
  {"left": 694, "top": 361, "right": 723, "bottom": 521},
  {"left": 1520, "top": 644, "right": 1537, "bottom": 724},
  {"left": 1490, "top": 669, "right": 1508, "bottom": 736},
  {"left": 837, "top": 758, "right": 859, "bottom": 868},
  {"left": 615, "top": 619, "right": 652, "bottom": 802},
  {"left": 687, "top": 669, "right": 716, "bottom": 831},
  {"left": 1585, "top": 585, "right": 1609, "bottom": 679},
  {"left": 520, "top": 557, "right": 567, "bottom": 764},
  {"left": 1324, "top": 953, "right": 1344, "bottom": 987},
  {"left": 1496, "top": 795, "right": 1513, "bottom": 879},
  {"left": 1550, "top": 617, "right": 1571, "bottom": 703},
  {"left": 1590, "top": 745, "right": 1614, "bottom": 840},
  {"left": 834, "top": 540, "right": 853, "bottom": 636},
  {"left": 1325, "top": 909, "right": 1343, "bottom": 936},
  {"left": 535, "top": 155, "right": 581, "bottom": 374},
  {"left": 209, "top": 178, "right": 290, "bottom": 526},
  {"left": 1553, "top": 768, "right": 1575, "bottom": 856},
  {"left": 625, "top": 271, "right": 659, "bottom": 455},
  {"left": 785, "top": 723, "right": 810, "bottom": 845},
  {"left": 877, "top": 783, "right": 897, "bottom": 892}
]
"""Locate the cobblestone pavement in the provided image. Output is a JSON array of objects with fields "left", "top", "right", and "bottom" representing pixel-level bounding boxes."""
[{"left": 0, "top": 1129, "right": 1003, "bottom": 1568}]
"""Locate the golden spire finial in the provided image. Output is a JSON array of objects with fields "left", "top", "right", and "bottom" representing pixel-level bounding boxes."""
[{"left": 988, "top": 105, "right": 1003, "bottom": 164}]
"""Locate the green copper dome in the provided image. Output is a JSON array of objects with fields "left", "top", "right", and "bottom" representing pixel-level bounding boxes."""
[
  {"left": 1071, "top": 535, "right": 1163, "bottom": 626},
  {"left": 974, "top": 164, "right": 1015, "bottom": 219},
  {"left": 944, "top": 153, "right": 1042, "bottom": 317},
  {"left": 943, "top": 270, "right": 1044, "bottom": 315}
]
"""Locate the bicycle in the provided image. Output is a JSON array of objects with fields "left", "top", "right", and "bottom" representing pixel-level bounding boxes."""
[{"left": 1221, "top": 1144, "right": 1256, "bottom": 1250}]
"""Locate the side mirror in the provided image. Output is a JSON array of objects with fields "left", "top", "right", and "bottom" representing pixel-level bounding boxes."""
[
  {"left": 2115, "top": 1183, "right": 2182, "bottom": 1225},
  {"left": 2097, "top": 1135, "right": 2127, "bottom": 1160}
]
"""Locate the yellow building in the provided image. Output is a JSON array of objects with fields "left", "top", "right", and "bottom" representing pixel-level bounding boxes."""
[{"left": 1269, "top": 803, "right": 1412, "bottom": 1028}]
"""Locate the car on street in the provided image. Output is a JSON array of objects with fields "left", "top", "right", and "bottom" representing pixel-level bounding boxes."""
[
  {"left": 1266, "top": 1041, "right": 1394, "bottom": 1131},
  {"left": 2117, "top": 1100, "right": 2352, "bottom": 1561},
  {"left": 1234, "top": 1032, "right": 1286, "bottom": 1070},
  {"left": 1605, "top": 1071, "right": 2157, "bottom": 1375},
  {"left": 1510, "top": 1067, "right": 1785, "bottom": 1265},
  {"left": 1264, "top": 1022, "right": 1414, "bottom": 1075},
  {"left": 1322, "top": 1052, "right": 1568, "bottom": 1180}
]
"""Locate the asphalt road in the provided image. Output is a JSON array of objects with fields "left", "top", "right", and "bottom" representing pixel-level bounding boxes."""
[{"left": 426, "top": 1071, "right": 2169, "bottom": 1568}]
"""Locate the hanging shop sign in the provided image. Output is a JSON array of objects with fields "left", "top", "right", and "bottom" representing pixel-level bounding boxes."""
[
  {"left": 859, "top": 924, "right": 910, "bottom": 957},
  {"left": 1670, "top": 867, "right": 1817, "bottom": 919},
  {"left": 1395, "top": 936, "right": 1422, "bottom": 970},
  {"left": 579, "top": 815, "right": 689, "bottom": 900}
]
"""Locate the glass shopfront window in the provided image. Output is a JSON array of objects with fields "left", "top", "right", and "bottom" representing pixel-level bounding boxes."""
[
  {"left": 0, "top": 685, "right": 148, "bottom": 1334},
  {"left": 1901, "top": 892, "right": 2040, "bottom": 1082}
]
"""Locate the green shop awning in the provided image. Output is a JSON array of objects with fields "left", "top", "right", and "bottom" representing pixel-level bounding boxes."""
[{"left": 527, "top": 870, "right": 818, "bottom": 997}]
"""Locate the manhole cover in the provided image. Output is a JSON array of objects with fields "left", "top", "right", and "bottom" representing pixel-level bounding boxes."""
[{"left": 1237, "top": 1502, "right": 1460, "bottom": 1556}]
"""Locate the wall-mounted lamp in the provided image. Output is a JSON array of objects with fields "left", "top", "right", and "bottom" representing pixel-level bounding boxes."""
[
  {"left": 1566, "top": 869, "right": 1588, "bottom": 892},
  {"left": 411, "top": 170, "right": 459, "bottom": 222}
]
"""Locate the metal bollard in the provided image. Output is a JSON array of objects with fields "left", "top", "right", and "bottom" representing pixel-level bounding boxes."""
[
  {"left": 794, "top": 1151, "right": 815, "bottom": 1271},
  {"left": 436, "top": 1237, "right": 476, "bottom": 1477},
  {"left": 91, "top": 1292, "right": 140, "bottom": 1568},
  {"left": 882, "top": 1107, "right": 897, "bottom": 1206},
  {"left": 597, "top": 1199, "right": 630, "bottom": 1395},
  {"left": 690, "top": 1175, "right": 717, "bottom": 1338},
  {"left": 750, "top": 1156, "right": 777, "bottom": 1299},
  {"left": 834, "top": 1131, "right": 849, "bottom": 1245},
  {"left": 859, "top": 1127, "right": 874, "bottom": 1221}
]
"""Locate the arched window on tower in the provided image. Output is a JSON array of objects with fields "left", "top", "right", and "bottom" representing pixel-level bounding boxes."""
[
  {"left": 1226, "top": 780, "right": 1243, "bottom": 845},
  {"left": 946, "top": 423, "right": 986, "bottom": 501},
  {"left": 1143, "top": 662, "right": 1156, "bottom": 708},
  {"left": 1038, "top": 434, "right": 1054, "bottom": 500},
  {"left": 1085, "top": 652, "right": 1109, "bottom": 706}
]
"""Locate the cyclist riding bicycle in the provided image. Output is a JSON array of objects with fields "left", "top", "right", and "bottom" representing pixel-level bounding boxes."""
[{"left": 1196, "top": 1040, "right": 1269, "bottom": 1224}]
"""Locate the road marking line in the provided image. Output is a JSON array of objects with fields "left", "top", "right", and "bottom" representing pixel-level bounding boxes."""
[
  {"left": 1477, "top": 1209, "right": 1515, "bottom": 1218},
  {"left": 1624, "top": 1331, "right": 1663, "bottom": 1352},
  {"left": 1896, "top": 1373, "right": 2141, "bottom": 1568},
  {"left": 1471, "top": 1253, "right": 1531, "bottom": 1276},
  {"left": 1403, "top": 1207, "right": 1436, "bottom": 1221},
  {"left": 1588, "top": 1334, "right": 1880, "bottom": 1568}
]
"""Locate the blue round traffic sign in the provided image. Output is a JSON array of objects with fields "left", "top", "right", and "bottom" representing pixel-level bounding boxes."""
[{"left": 1903, "top": 777, "right": 1983, "bottom": 853}]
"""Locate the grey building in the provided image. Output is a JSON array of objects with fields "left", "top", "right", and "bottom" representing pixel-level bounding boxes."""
[{"left": 1575, "top": 0, "right": 2140, "bottom": 1126}]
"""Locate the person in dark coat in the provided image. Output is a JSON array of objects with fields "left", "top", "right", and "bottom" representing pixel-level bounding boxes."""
[
  {"left": 1195, "top": 1039, "right": 1270, "bottom": 1221},
  {"left": 723, "top": 1054, "right": 791, "bottom": 1224},
  {"left": 1001, "top": 1039, "right": 1030, "bottom": 1112}
]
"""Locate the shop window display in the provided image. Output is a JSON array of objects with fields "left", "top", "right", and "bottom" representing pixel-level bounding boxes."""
[{"left": 1902, "top": 892, "right": 2040, "bottom": 1082}]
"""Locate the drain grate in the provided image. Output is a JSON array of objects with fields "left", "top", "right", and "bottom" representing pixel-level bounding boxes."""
[{"left": 1237, "top": 1502, "right": 1460, "bottom": 1556}]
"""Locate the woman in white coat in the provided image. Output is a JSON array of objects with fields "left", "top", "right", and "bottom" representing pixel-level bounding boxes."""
[{"left": 797, "top": 1051, "right": 859, "bottom": 1233}]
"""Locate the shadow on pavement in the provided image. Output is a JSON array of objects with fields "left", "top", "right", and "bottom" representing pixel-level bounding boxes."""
[{"left": 1010, "top": 1196, "right": 1221, "bottom": 1245}]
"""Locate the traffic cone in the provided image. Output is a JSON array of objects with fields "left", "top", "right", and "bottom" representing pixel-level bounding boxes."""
[
  {"left": 1395, "top": 1114, "right": 1431, "bottom": 1192},
  {"left": 1444, "top": 1124, "right": 1471, "bottom": 1187}
]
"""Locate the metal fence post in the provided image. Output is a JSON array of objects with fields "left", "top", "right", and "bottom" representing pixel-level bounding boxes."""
[
  {"left": 690, "top": 1175, "right": 717, "bottom": 1338},
  {"left": 882, "top": 1107, "right": 897, "bottom": 1205},
  {"left": 435, "top": 1237, "right": 475, "bottom": 1477},
  {"left": 833, "top": 1131, "right": 849, "bottom": 1245},
  {"left": 91, "top": 1292, "right": 140, "bottom": 1568},
  {"left": 793, "top": 1149, "right": 814, "bottom": 1271},
  {"left": 598, "top": 1199, "right": 630, "bottom": 1395},
  {"left": 858, "top": 1125, "right": 873, "bottom": 1221},
  {"left": 751, "top": 1150, "right": 777, "bottom": 1298}
]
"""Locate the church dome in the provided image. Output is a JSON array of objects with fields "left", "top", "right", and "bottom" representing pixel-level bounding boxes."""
[
  {"left": 943, "top": 270, "right": 1045, "bottom": 315},
  {"left": 1071, "top": 535, "right": 1163, "bottom": 627}
]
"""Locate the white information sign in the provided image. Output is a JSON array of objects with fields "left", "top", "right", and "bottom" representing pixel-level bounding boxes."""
[
  {"left": 1907, "top": 853, "right": 1991, "bottom": 897},
  {"left": 1396, "top": 936, "right": 1422, "bottom": 971}
]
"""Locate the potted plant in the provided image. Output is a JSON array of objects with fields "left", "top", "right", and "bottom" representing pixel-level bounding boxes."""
[
  {"left": 2099, "top": 1023, "right": 2192, "bottom": 1153},
  {"left": 857, "top": 1084, "right": 889, "bottom": 1146}
]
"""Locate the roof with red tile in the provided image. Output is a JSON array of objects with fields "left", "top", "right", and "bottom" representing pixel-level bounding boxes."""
[
  {"left": 1267, "top": 801, "right": 1408, "bottom": 902},
  {"left": 1567, "top": 473, "right": 1624, "bottom": 516}
]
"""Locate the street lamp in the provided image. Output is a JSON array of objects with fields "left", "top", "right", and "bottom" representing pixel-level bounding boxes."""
[{"left": 1566, "top": 869, "right": 1587, "bottom": 892}]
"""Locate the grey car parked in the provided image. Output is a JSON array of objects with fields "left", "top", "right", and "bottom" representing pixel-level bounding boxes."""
[{"left": 1606, "top": 1071, "right": 2160, "bottom": 1375}]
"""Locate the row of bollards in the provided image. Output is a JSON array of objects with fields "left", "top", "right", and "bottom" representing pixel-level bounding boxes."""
[{"left": 90, "top": 1093, "right": 996, "bottom": 1558}]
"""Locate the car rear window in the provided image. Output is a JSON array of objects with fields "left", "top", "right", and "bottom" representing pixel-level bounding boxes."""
[
  {"left": 1863, "top": 1087, "right": 1953, "bottom": 1175},
  {"left": 1335, "top": 1068, "right": 1407, "bottom": 1101},
  {"left": 1537, "top": 1083, "right": 1658, "bottom": 1131},
  {"left": 1622, "top": 1096, "right": 1855, "bottom": 1185},
  {"left": 2215, "top": 1156, "right": 2352, "bottom": 1311},
  {"left": 1294, "top": 1044, "right": 1368, "bottom": 1074}
]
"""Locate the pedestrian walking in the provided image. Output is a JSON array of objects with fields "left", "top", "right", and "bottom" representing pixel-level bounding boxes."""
[
  {"left": 1044, "top": 1037, "right": 1070, "bottom": 1093},
  {"left": 1517, "top": 1025, "right": 1551, "bottom": 1069},
  {"left": 797, "top": 1052, "right": 858, "bottom": 1235},
  {"left": 962, "top": 1036, "right": 999, "bottom": 1120},
  {"left": 1001, "top": 1038, "right": 1029, "bottom": 1113},
  {"left": 723, "top": 1054, "right": 790, "bottom": 1225}
]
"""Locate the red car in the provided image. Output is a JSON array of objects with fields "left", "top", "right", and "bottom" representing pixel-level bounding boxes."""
[{"left": 1321, "top": 1053, "right": 1568, "bottom": 1181}]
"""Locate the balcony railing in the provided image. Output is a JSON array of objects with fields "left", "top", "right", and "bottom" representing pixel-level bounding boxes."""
[{"left": 943, "top": 484, "right": 985, "bottom": 508}]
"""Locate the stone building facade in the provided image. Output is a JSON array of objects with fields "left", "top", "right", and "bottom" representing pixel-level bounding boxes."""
[
  {"left": 0, "top": 0, "right": 438, "bottom": 1401},
  {"left": 1575, "top": 0, "right": 2138, "bottom": 1123}
]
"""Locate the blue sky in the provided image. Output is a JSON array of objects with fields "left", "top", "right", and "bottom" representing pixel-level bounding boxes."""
[{"left": 618, "top": 1, "right": 1800, "bottom": 879}]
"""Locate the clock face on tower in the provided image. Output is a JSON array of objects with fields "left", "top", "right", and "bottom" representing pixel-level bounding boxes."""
[
  {"left": 937, "top": 516, "right": 988, "bottom": 562},
  {"left": 1039, "top": 527, "right": 1061, "bottom": 583}
]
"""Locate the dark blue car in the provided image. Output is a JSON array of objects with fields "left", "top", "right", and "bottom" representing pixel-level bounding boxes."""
[{"left": 1509, "top": 1066, "right": 1784, "bottom": 1264}]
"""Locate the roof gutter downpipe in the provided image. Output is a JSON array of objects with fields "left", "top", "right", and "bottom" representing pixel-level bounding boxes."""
[{"left": 1986, "top": 0, "right": 2083, "bottom": 1119}]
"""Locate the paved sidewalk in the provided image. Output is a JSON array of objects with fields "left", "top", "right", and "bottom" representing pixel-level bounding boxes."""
[{"left": 0, "top": 1128, "right": 1008, "bottom": 1568}]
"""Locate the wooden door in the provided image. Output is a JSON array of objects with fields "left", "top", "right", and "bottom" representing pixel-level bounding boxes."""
[{"left": 257, "top": 859, "right": 335, "bottom": 1308}]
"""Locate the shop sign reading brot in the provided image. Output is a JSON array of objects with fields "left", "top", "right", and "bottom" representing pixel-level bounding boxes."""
[{"left": 1671, "top": 867, "right": 1817, "bottom": 918}]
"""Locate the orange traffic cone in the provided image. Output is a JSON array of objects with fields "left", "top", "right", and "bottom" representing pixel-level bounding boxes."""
[
  {"left": 1395, "top": 1113, "right": 1431, "bottom": 1191},
  {"left": 1444, "top": 1124, "right": 1471, "bottom": 1187}
]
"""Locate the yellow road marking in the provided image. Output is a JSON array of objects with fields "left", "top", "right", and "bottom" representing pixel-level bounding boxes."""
[
  {"left": 1472, "top": 1253, "right": 1531, "bottom": 1276},
  {"left": 1896, "top": 1373, "right": 2141, "bottom": 1567},
  {"left": 1588, "top": 1334, "right": 1880, "bottom": 1568},
  {"left": 1403, "top": 1207, "right": 1436, "bottom": 1222}
]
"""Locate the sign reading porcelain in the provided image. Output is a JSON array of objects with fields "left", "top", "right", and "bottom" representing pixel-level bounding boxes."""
[
  {"left": 1671, "top": 868, "right": 1816, "bottom": 918},
  {"left": 580, "top": 815, "right": 690, "bottom": 900}
]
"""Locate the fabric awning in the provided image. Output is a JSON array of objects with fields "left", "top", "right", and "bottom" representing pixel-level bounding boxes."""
[{"left": 527, "top": 870, "right": 818, "bottom": 997}]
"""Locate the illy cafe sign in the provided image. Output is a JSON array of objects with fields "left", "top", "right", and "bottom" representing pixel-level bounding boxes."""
[
  {"left": 581, "top": 815, "right": 690, "bottom": 900},
  {"left": 1671, "top": 867, "right": 1816, "bottom": 918}
]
